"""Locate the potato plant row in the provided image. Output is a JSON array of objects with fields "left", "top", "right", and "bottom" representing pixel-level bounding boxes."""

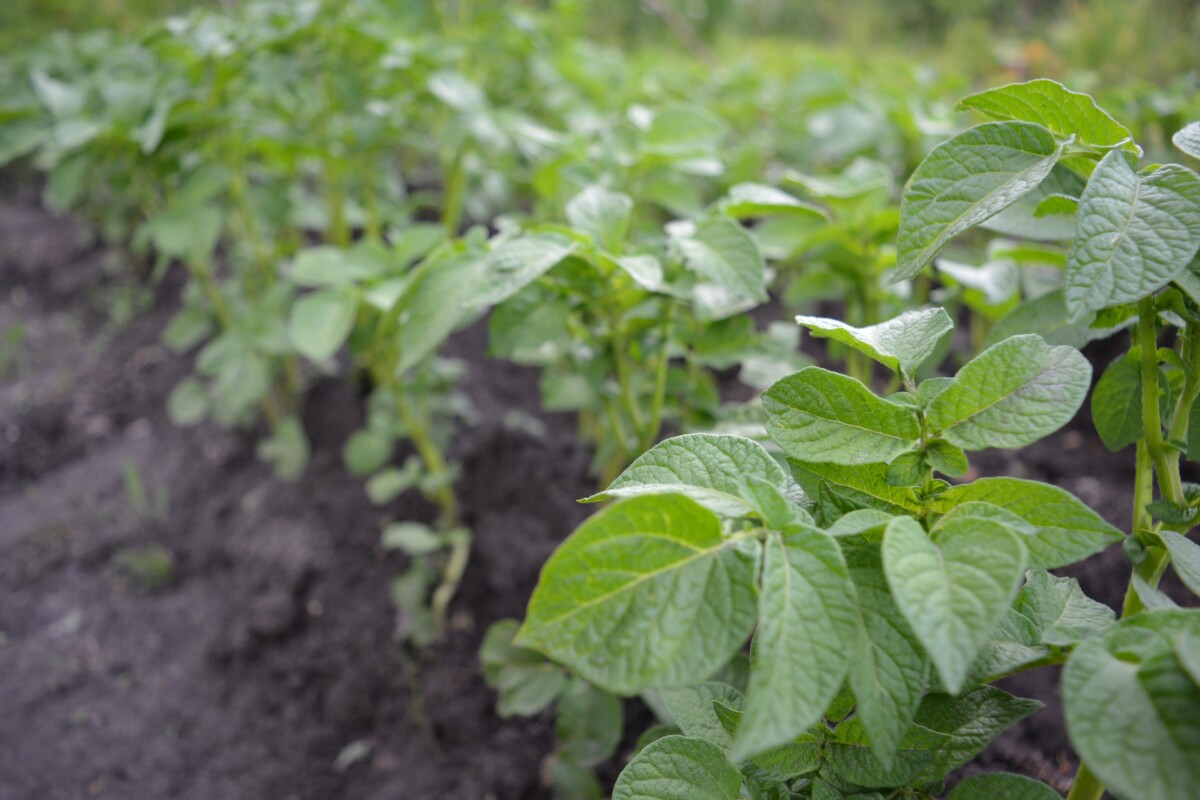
[{"left": 3, "top": 2, "right": 1200, "bottom": 798}]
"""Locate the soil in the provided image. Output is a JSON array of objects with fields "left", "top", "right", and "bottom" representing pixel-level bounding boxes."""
[{"left": 0, "top": 173, "right": 1188, "bottom": 799}]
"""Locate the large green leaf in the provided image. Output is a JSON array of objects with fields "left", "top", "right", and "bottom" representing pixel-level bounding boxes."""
[
  {"left": 396, "top": 252, "right": 488, "bottom": 373},
  {"left": 585, "top": 434, "right": 795, "bottom": 518},
  {"left": 733, "top": 527, "right": 857, "bottom": 760},
  {"left": 671, "top": 218, "right": 768, "bottom": 303},
  {"left": 613, "top": 736, "right": 742, "bottom": 800},
  {"left": 288, "top": 287, "right": 358, "bottom": 362},
  {"left": 883, "top": 516, "right": 1026, "bottom": 693},
  {"left": 471, "top": 233, "right": 577, "bottom": 307},
  {"left": 793, "top": 308, "right": 953, "bottom": 381},
  {"left": 896, "top": 121, "right": 1068, "bottom": 280},
  {"left": 948, "top": 773, "right": 1062, "bottom": 800},
  {"left": 932, "top": 477, "right": 1123, "bottom": 569},
  {"left": 957, "top": 79, "right": 1135, "bottom": 150},
  {"left": 567, "top": 185, "right": 633, "bottom": 253},
  {"left": 925, "top": 335, "right": 1091, "bottom": 451},
  {"left": 841, "top": 539, "right": 929, "bottom": 770},
  {"left": 1064, "top": 610, "right": 1200, "bottom": 800},
  {"left": 1174, "top": 122, "right": 1200, "bottom": 160},
  {"left": 517, "top": 495, "right": 759, "bottom": 694},
  {"left": 1064, "top": 152, "right": 1200, "bottom": 320},
  {"left": 763, "top": 368, "right": 920, "bottom": 465}
]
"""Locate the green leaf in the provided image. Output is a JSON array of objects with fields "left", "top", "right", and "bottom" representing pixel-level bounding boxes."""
[
  {"left": 671, "top": 218, "right": 768, "bottom": 303},
  {"left": 789, "top": 461, "right": 922, "bottom": 519},
  {"left": 586, "top": 434, "right": 795, "bottom": 518},
  {"left": 396, "top": 252, "right": 488, "bottom": 374},
  {"left": 479, "top": 619, "right": 569, "bottom": 718},
  {"left": 764, "top": 368, "right": 921, "bottom": 466},
  {"left": 517, "top": 495, "right": 759, "bottom": 694},
  {"left": 289, "top": 246, "right": 387, "bottom": 287},
  {"left": 913, "top": 686, "right": 1043, "bottom": 779},
  {"left": 794, "top": 308, "right": 954, "bottom": 381},
  {"left": 471, "top": 233, "right": 577, "bottom": 308},
  {"left": 549, "top": 756, "right": 603, "bottom": 800},
  {"left": 1160, "top": 531, "right": 1200, "bottom": 597},
  {"left": 288, "top": 287, "right": 358, "bottom": 362},
  {"left": 1012, "top": 569, "right": 1115, "bottom": 647},
  {"left": 987, "top": 289, "right": 1124, "bottom": 351},
  {"left": 1174, "top": 122, "right": 1200, "bottom": 161},
  {"left": 642, "top": 106, "right": 726, "bottom": 156},
  {"left": 709, "top": 701, "right": 822, "bottom": 780},
  {"left": 823, "top": 719, "right": 947, "bottom": 789},
  {"left": 658, "top": 682, "right": 744, "bottom": 751},
  {"left": 1034, "top": 193, "right": 1079, "bottom": 217},
  {"left": 948, "top": 773, "right": 1062, "bottom": 800},
  {"left": 162, "top": 308, "right": 213, "bottom": 353},
  {"left": 256, "top": 416, "right": 309, "bottom": 481},
  {"left": 1065, "top": 152, "right": 1200, "bottom": 320},
  {"left": 841, "top": 539, "right": 929, "bottom": 770},
  {"left": 610, "top": 253, "right": 665, "bottom": 291},
  {"left": 981, "top": 164, "right": 1086, "bottom": 242},
  {"left": 167, "top": 377, "right": 209, "bottom": 426},
  {"left": 932, "top": 477, "right": 1123, "bottom": 569},
  {"left": 1092, "top": 354, "right": 1143, "bottom": 451},
  {"left": 147, "top": 205, "right": 223, "bottom": 263},
  {"left": 567, "top": 185, "right": 633, "bottom": 253},
  {"left": 558, "top": 678, "right": 624, "bottom": 767},
  {"left": 733, "top": 527, "right": 857, "bottom": 760},
  {"left": 365, "top": 461, "right": 421, "bottom": 505},
  {"left": 926, "top": 439, "right": 969, "bottom": 478},
  {"left": 381, "top": 522, "right": 445, "bottom": 556},
  {"left": 956, "top": 79, "right": 1135, "bottom": 150},
  {"left": 896, "top": 122, "right": 1068, "bottom": 280},
  {"left": 722, "top": 183, "right": 828, "bottom": 222},
  {"left": 925, "top": 335, "right": 1091, "bottom": 451},
  {"left": 343, "top": 429, "right": 392, "bottom": 477},
  {"left": 885, "top": 452, "right": 926, "bottom": 488},
  {"left": 1064, "top": 610, "right": 1200, "bottom": 800},
  {"left": 883, "top": 516, "right": 1026, "bottom": 693},
  {"left": 613, "top": 736, "right": 742, "bottom": 800}
]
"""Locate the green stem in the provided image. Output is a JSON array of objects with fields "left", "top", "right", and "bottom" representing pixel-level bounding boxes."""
[
  {"left": 441, "top": 149, "right": 467, "bottom": 237},
  {"left": 394, "top": 384, "right": 464, "bottom": 639},
  {"left": 1066, "top": 762, "right": 1106, "bottom": 800},
  {"left": 1137, "top": 298, "right": 1181, "bottom": 503},
  {"left": 641, "top": 305, "right": 675, "bottom": 453}
]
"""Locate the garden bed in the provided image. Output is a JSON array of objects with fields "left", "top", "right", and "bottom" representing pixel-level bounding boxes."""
[{"left": 0, "top": 179, "right": 1169, "bottom": 799}]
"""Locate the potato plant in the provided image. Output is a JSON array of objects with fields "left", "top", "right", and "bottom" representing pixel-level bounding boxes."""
[
  {"left": 487, "top": 182, "right": 805, "bottom": 485},
  {"left": 511, "top": 81, "right": 1200, "bottom": 800}
]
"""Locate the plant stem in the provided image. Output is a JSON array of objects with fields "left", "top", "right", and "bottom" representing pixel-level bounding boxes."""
[
  {"left": 441, "top": 149, "right": 467, "bottom": 237},
  {"left": 394, "top": 384, "right": 465, "bottom": 639},
  {"left": 641, "top": 305, "right": 675, "bottom": 453},
  {"left": 1066, "top": 762, "right": 1106, "bottom": 800},
  {"left": 1136, "top": 298, "right": 1181, "bottom": 502}
]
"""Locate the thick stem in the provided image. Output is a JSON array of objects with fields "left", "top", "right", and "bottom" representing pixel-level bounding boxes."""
[
  {"left": 1066, "top": 762, "right": 1106, "bottom": 800},
  {"left": 1137, "top": 298, "right": 1181, "bottom": 503}
]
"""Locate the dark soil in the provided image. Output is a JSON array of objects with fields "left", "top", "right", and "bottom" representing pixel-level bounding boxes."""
[{"left": 0, "top": 176, "right": 1185, "bottom": 799}]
